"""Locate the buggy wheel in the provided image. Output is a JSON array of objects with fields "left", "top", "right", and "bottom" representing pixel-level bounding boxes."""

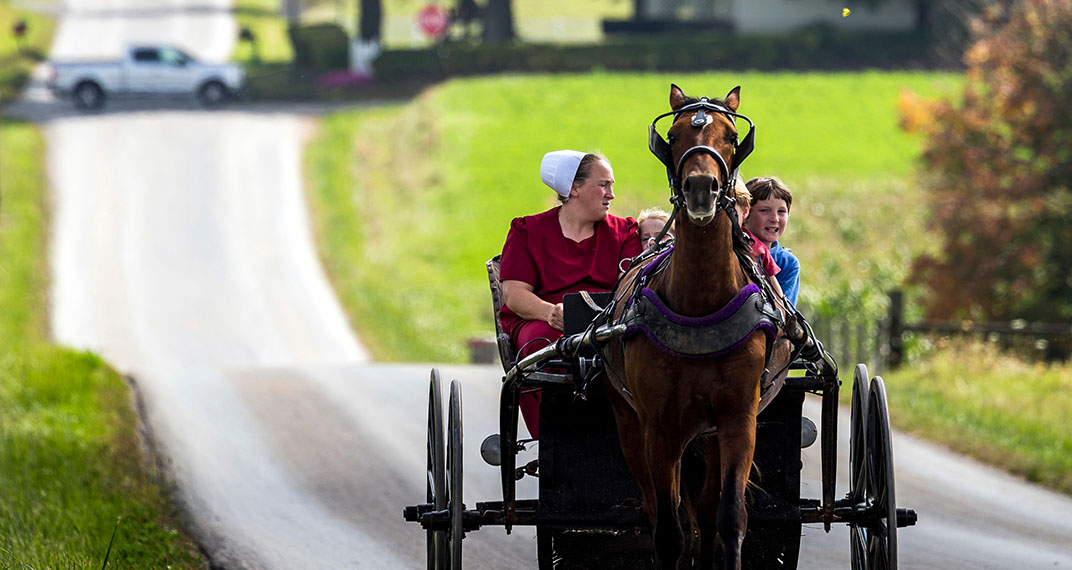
[
  {"left": 865, "top": 376, "right": 898, "bottom": 570},
  {"left": 427, "top": 370, "right": 447, "bottom": 570},
  {"left": 849, "top": 364, "right": 869, "bottom": 502},
  {"left": 849, "top": 364, "right": 870, "bottom": 570},
  {"left": 447, "top": 379, "right": 465, "bottom": 569}
]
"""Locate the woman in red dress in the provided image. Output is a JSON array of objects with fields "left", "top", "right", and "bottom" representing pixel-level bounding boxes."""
[{"left": 499, "top": 150, "right": 642, "bottom": 438}]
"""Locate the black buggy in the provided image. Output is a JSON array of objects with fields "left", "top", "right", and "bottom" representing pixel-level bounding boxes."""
[{"left": 403, "top": 256, "right": 917, "bottom": 569}]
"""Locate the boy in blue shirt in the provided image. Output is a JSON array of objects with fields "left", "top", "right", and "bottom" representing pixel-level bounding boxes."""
[{"left": 743, "top": 176, "right": 800, "bottom": 306}]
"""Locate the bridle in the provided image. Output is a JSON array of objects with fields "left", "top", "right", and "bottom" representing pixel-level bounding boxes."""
[{"left": 648, "top": 97, "right": 756, "bottom": 216}]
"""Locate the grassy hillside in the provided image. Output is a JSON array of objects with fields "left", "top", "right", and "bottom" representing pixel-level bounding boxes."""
[{"left": 307, "top": 70, "right": 960, "bottom": 362}]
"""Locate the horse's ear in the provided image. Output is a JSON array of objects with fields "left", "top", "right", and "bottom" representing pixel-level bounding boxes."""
[
  {"left": 725, "top": 86, "right": 741, "bottom": 112},
  {"left": 670, "top": 84, "right": 687, "bottom": 110}
]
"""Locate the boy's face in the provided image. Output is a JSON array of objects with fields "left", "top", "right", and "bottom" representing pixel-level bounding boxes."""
[{"left": 744, "top": 197, "right": 790, "bottom": 247}]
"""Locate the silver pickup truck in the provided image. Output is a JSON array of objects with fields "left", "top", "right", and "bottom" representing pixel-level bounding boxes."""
[{"left": 47, "top": 45, "right": 245, "bottom": 110}]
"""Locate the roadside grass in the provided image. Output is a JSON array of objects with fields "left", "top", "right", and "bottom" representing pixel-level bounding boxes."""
[
  {"left": 0, "top": 118, "right": 205, "bottom": 565},
  {"left": 882, "top": 340, "right": 1072, "bottom": 495},
  {"left": 306, "top": 70, "right": 960, "bottom": 362},
  {"left": 0, "top": 0, "right": 53, "bottom": 106}
]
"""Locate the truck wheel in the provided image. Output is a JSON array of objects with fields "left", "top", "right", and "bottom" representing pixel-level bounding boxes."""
[
  {"left": 73, "top": 82, "right": 104, "bottom": 111},
  {"left": 198, "top": 80, "right": 229, "bottom": 107}
]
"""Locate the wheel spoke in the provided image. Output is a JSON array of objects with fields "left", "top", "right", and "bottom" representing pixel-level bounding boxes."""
[{"left": 850, "top": 524, "right": 869, "bottom": 570}]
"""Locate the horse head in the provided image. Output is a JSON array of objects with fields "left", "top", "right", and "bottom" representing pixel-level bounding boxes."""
[
  {"left": 668, "top": 84, "right": 739, "bottom": 225},
  {"left": 650, "top": 84, "right": 753, "bottom": 227}
]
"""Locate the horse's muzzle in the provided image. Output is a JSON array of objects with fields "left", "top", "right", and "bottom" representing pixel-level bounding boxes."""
[{"left": 682, "top": 173, "right": 718, "bottom": 225}]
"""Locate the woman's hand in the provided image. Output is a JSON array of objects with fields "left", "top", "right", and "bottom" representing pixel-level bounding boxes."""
[
  {"left": 504, "top": 280, "right": 563, "bottom": 330},
  {"left": 546, "top": 303, "right": 564, "bottom": 331}
]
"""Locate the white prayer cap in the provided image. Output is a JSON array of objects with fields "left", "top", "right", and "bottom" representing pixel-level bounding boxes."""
[{"left": 540, "top": 150, "right": 586, "bottom": 198}]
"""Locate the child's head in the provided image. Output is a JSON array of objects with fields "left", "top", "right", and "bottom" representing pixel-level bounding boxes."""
[
  {"left": 745, "top": 176, "right": 793, "bottom": 211},
  {"left": 637, "top": 207, "right": 673, "bottom": 246},
  {"left": 733, "top": 175, "right": 752, "bottom": 221},
  {"left": 743, "top": 176, "right": 793, "bottom": 247}
]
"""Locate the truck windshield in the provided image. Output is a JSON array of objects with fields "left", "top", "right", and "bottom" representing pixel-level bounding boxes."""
[{"left": 159, "top": 48, "right": 192, "bottom": 66}]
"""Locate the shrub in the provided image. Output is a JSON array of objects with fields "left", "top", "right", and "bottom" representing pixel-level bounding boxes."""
[
  {"left": 903, "top": 0, "right": 1072, "bottom": 322},
  {"left": 288, "top": 22, "right": 349, "bottom": 72}
]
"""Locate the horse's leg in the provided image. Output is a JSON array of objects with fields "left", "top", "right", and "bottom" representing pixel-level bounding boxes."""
[
  {"left": 645, "top": 431, "right": 686, "bottom": 570},
  {"left": 680, "top": 438, "right": 709, "bottom": 567},
  {"left": 696, "top": 435, "right": 722, "bottom": 569},
  {"left": 605, "top": 383, "right": 660, "bottom": 524},
  {"left": 713, "top": 415, "right": 757, "bottom": 570}
]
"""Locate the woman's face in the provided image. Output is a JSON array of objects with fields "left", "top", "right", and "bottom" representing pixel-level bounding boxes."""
[{"left": 569, "top": 159, "right": 615, "bottom": 222}]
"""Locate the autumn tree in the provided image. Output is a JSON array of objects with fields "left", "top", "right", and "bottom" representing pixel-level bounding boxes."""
[{"left": 903, "top": 0, "right": 1072, "bottom": 322}]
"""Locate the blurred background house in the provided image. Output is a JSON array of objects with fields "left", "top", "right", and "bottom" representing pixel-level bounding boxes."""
[{"left": 612, "top": 0, "right": 915, "bottom": 34}]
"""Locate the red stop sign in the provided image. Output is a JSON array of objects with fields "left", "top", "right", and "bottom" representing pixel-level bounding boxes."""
[{"left": 417, "top": 4, "right": 449, "bottom": 38}]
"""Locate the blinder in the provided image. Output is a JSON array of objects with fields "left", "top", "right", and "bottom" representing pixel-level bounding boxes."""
[{"left": 647, "top": 97, "right": 756, "bottom": 194}]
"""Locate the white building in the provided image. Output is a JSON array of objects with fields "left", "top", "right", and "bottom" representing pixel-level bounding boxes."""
[{"left": 634, "top": 0, "right": 917, "bottom": 33}]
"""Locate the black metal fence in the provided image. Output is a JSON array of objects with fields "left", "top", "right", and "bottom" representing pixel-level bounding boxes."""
[
  {"left": 799, "top": 290, "right": 1072, "bottom": 373},
  {"left": 804, "top": 313, "right": 890, "bottom": 376},
  {"left": 884, "top": 291, "right": 1071, "bottom": 368}
]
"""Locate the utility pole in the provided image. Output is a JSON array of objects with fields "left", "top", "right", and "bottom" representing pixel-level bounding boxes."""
[{"left": 283, "top": 0, "right": 301, "bottom": 25}]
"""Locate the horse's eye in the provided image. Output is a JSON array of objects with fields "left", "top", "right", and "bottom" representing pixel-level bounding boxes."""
[
  {"left": 667, "top": 134, "right": 677, "bottom": 145},
  {"left": 727, "top": 133, "right": 739, "bottom": 144}
]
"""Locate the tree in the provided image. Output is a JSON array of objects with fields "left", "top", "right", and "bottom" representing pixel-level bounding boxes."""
[
  {"left": 359, "top": 0, "right": 382, "bottom": 42},
  {"left": 483, "top": 0, "right": 515, "bottom": 42},
  {"left": 902, "top": 0, "right": 1072, "bottom": 322}
]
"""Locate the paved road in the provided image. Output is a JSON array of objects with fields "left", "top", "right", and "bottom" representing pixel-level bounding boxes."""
[{"left": 20, "top": 1, "right": 1072, "bottom": 568}]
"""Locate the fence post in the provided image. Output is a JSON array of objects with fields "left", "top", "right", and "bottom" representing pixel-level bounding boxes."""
[{"left": 887, "top": 290, "right": 904, "bottom": 369}]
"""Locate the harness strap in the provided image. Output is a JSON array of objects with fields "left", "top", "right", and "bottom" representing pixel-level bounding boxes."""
[
  {"left": 579, "top": 290, "right": 605, "bottom": 313},
  {"left": 620, "top": 284, "right": 779, "bottom": 359}
]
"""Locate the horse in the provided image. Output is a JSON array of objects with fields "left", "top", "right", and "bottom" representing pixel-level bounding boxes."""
[{"left": 603, "top": 84, "right": 775, "bottom": 570}]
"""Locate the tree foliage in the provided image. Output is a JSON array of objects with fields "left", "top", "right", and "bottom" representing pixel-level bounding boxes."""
[{"left": 903, "top": 0, "right": 1072, "bottom": 322}]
